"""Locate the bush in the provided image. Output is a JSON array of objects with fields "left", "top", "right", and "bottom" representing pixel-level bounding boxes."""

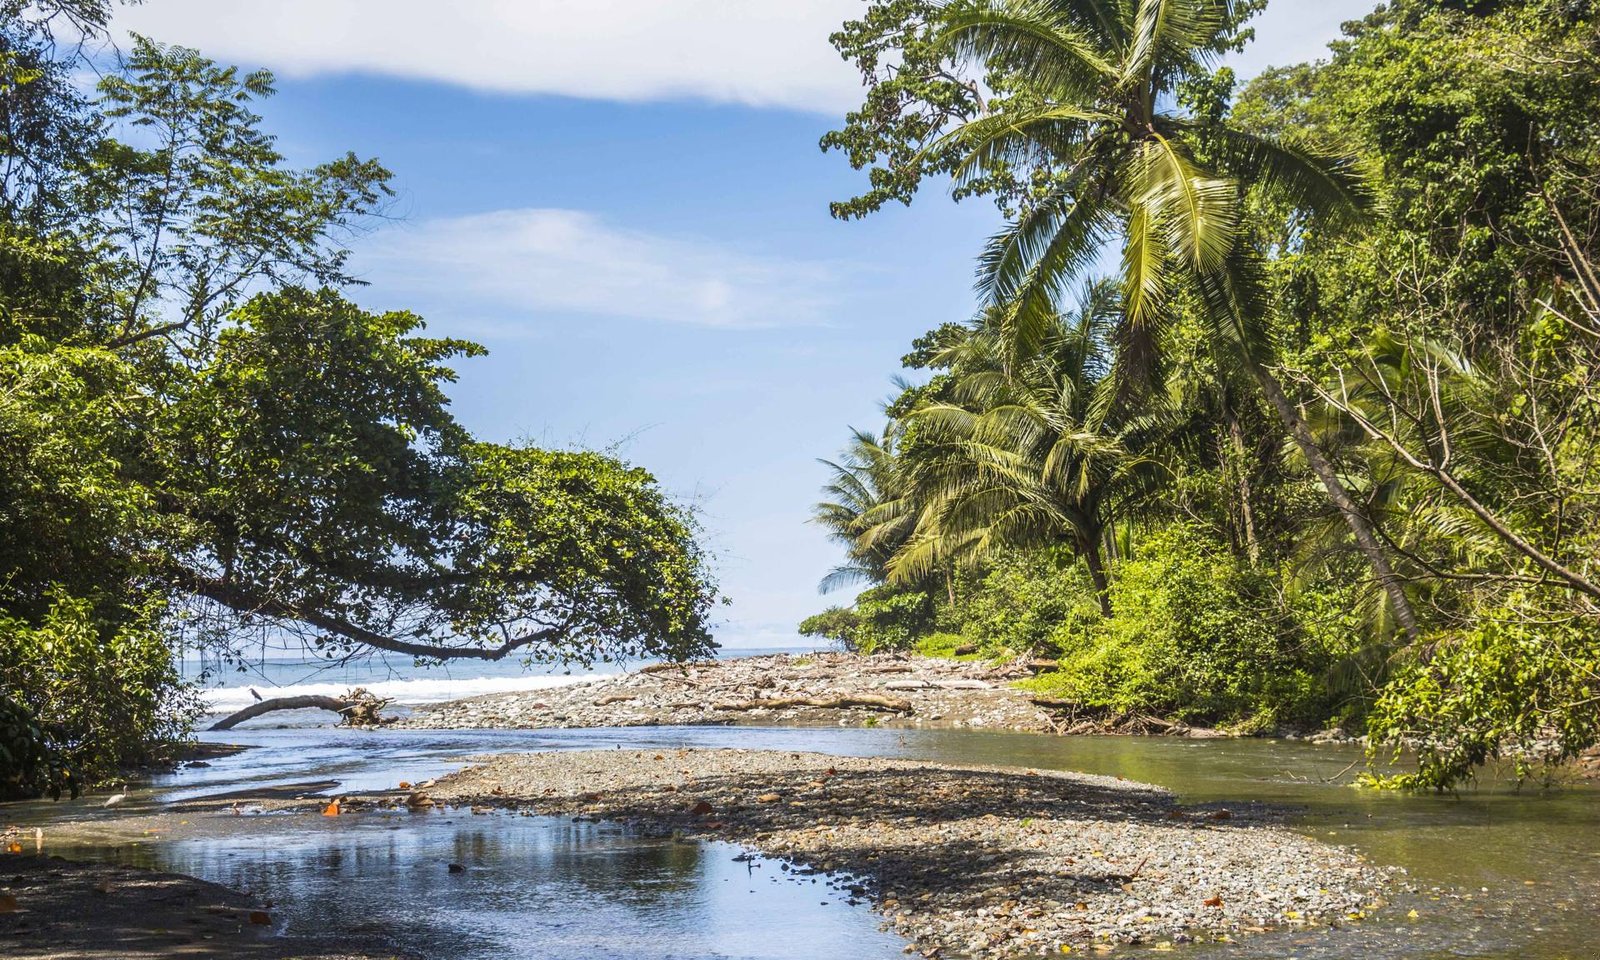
[
  {"left": 0, "top": 593, "right": 199, "bottom": 799},
  {"left": 1366, "top": 602, "right": 1600, "bottom": 790},
  {"left": 1023, "top": 526, "right": 1320, "bottom": 726},
  {"left": 0, "top": 694, "right": 75, "bottom": 800},
  {"left": 798, "top": 584, "right": 937, "bottom": 653},
  {"left": 913, "top": 632, "right": 974, "bottom": 658},
  {"left": 954, "top": 549, "right": 1102, "bottom": 657}
]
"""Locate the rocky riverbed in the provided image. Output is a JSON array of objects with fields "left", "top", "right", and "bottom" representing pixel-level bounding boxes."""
[
  {"left": 389, "top": 748, "right": 1393, "bottom": 958},
  {"left": 400, "top": 651, "right": 1206, "bottom": 735}
]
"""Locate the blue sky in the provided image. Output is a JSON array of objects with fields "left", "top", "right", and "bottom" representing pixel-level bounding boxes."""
[{"left": 115, "top": 0, "right": 1375, "bottom": 648}]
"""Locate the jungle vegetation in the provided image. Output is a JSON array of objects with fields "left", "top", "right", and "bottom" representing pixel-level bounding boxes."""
[
  {"left": 808, "top": 0, "right": 1600, "bottom": 788},
  {"left": 0, "top": 1, "right": 719, "bottom": 799}
]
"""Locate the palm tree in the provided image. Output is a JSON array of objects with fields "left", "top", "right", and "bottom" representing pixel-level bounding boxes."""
[
  {"left": 925, "top": 0, "right": 1420, "bottom": 639},
  {"left": 812, "top": 424, "right": 917, "bottom": 592},
  {"left": 887, "top": 282, "right": 1169, "bottom": 615}
]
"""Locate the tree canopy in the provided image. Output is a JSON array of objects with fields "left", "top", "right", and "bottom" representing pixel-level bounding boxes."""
[
  {"left": 815, "top": 0, "right": 1600, "bottom": 788},
  {"left": 0, "top": 7, "right": 719, "bottom": 799}
]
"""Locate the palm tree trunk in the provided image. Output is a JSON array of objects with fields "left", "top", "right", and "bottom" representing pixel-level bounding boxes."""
[
  {"left": 1250, "top": 364, "right": 1420, "bottom": 642},
  {"left": 1081, "top": 535, "right": 1113, "bottom": 618}
]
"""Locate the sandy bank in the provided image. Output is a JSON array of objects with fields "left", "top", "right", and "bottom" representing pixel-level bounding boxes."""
[{"left": 405, "top": 748, "right": 1392, "bottom": 958}]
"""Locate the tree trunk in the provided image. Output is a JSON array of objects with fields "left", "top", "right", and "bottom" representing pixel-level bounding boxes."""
[
  {"left": 1251, "top": 365, "right": 1420, "bottom": 642},
  {"left": 1225, "top": 409, "right": 1262, "bottom": 566},
  {"left": 1081, "top": 535, "right": 1113, "bottom": 618}
]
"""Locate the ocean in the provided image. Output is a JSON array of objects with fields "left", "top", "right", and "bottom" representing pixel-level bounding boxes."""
[{"left": 185, "top": 645, "right": 818, "bottom": 719}]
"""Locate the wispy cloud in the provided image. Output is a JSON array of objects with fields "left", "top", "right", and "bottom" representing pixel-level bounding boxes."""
[
  {"left": 357, "top": 208, "right": 838, "bottom": 329},
  {"left": 115, "top": 1, "right": 864, "bottom": 114}
]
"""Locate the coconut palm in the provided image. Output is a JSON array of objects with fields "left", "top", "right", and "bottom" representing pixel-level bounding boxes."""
[
  {"left": 926, "top": 0, "right": 1419, "bottom": 638},
  {"left": 888, "top": 282, "right": 1170, "bottom": 615},
  {"left": 812, "top": 423, "right": 918, "bottom": 592}
]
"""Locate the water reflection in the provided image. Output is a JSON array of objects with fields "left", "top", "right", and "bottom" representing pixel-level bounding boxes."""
[
  {"left": 10, "top": 724, "right": 1599, "bottom": 960},
  {"left": 60, "top": 810, "right": 903, "bottom": 960}
]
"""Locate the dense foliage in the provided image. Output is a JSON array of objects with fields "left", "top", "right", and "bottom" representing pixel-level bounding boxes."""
[
  {"left": 0, "top": 4, "right": 719, "bottom": 798},
  {"left": 812, "top": 0, "right": 1600, "bottom": 787}
]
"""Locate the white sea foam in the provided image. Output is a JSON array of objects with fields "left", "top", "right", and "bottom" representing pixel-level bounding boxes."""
[{"left": 202, "top": 672, "right": 607, "bottom": 715}]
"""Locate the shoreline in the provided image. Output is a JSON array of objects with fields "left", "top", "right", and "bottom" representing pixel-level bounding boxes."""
[
  {"left": 371, "top": 747, "right": 1393, "bottom": 958},
  {"left": 398, "top": 651, "right": 1231, "bottom": 737}
]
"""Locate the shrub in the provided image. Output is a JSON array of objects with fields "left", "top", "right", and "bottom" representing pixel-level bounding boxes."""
[
  {"left": 955, "top": 549, "right": 1102, "bottom": 657},
  {"left": 798, "top": 585, "right": 937, "bottom": 653},
  {"left": 1366, "top": 602, "right": 1600, "bottom": 790},
  {"left": 0, "top": 593, "right": 199, "bottom": 798},
  {"left": 1025, "top": 526, "right": 1319, "bottom": 725}
]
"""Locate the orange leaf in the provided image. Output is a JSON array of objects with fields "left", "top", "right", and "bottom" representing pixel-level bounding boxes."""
[
  {"left": 322, "top": 800, "right": 342, "bottom": 817},
  {"left": 3, "top": 841, "right": 21, "bottom": 854},
  {"left": 1203, "top": 896, "right": 1224, "bottom": 908},
  {"left": 398, "top": 781, "right": 411, "bottom": 790}
]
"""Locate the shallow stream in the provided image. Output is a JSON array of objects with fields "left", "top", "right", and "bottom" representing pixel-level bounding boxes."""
[{"left": 9, "top": 725, "right": 1598, "bottom": 960}]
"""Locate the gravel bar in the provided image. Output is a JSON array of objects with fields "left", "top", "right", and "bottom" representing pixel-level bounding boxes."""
[
  {"left": 401, "top": 652, "right": 1203, "bottom": 735},
  {"left": 409, "top": 748, "right": 1393, "bottom": 958}
]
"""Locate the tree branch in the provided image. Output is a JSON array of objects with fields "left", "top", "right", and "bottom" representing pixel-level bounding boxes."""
[{"left": 180, "top": 571, "right": 574, "bottom": 661}]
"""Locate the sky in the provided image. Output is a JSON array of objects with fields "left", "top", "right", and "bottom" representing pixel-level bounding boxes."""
[{"left": 112, "top": 0, "right": 1377, "bottom": 649}]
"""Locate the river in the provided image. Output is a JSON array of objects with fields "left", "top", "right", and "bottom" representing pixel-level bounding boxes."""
[{"left": 10, "top": 724, "right": 1598, "bottom": 960}]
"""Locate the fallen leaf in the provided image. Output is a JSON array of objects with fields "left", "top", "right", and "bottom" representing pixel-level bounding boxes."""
[
  {"left": 1203, "top": 896, "right": 1224, "bottom": 908},
  {"left": 248, "top": 911, "right": 271, "bottom": 925},
  {"left": 1406, "top": 909, "right": 1420, "bottom": 920}
]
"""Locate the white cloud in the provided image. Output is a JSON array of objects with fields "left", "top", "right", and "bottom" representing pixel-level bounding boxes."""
[
  {"left": 115, "top": 0, "right": 865, "bottom": 113},
  {"left": 357, "top": 208, "right": 837, "bottom": 329}
]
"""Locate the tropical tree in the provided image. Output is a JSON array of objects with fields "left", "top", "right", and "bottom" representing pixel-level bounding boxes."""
[
  {"left": 829, "top": 0, "right": 1418, "bottom": 638},
  {"left": 812, "top": 423, "right": 917, "bottom": 592},
  {"left": 888, "top": 283, "right": 1169, "bottom": 614}
]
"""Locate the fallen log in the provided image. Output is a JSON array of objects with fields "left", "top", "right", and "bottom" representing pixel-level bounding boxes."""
[
  {"left": 636, "top": 661, "right": 716, "bottom": 676},
  {"left": 209, "top": 689, "right": 393, "bottom": 731},
  {"left": 711, "top": 694, "right": 913, "bottom": 714}
]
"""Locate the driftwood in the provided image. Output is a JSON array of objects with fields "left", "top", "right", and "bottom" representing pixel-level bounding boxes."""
[
  {"left": 209, "top": 688, "right": 394, "bottom": 731},
  {"left": 594, "top": 694, "right": 639, "bottom": 706},
  {"left": 711, "top": 694, "right": 912, "bottom": 714},
  {"left": 636, "top": 661, "right": 716, "bottom": 676}
]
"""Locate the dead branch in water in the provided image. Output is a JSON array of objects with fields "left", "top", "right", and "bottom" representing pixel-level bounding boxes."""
[{"left": 209, "top": 688, "right": 394, "bottom": 731}]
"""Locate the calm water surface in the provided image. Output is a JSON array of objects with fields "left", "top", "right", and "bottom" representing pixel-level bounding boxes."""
[{"left": 10, "top": 725, "right": 1598, "bottom": 960}]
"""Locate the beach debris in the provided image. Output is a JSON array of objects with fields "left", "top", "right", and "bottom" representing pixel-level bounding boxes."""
[
  {"left": 322, "top": 799, "right": 343, "bottom": 817},
  {"left": 209, "top": 687, "right": 395, "bottom": 731}
]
